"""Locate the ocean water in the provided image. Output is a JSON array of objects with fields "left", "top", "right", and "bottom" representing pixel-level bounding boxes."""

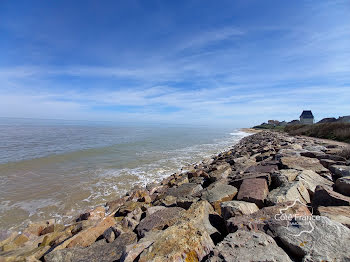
[{"left": 0, "top": 118, "right": 248, "bottom": 231}]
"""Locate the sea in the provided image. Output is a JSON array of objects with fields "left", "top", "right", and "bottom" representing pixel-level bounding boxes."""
[{"left": 0, "top": 118, "right": 249, "bottom": 231}]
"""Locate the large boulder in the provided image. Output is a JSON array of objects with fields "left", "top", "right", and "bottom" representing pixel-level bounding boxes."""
[
  {"left": 220, "top": 201, "right": 259, "bottom": 220},
  {"left": 137, "top": 201, "right": 221, "bottom": 262},
  {"left": 268, "top": 216, "right": 350, "bottom": 261},
  {"left": 207, "top": 230, "right": 292, "bottom": 262},
  {"left": 200, "top": 182, "right": 238, "bottom": 215},
  {"left": 335, "top": 176, "right": 350, "bottom": 196},
  {"left": 279, "top": 169, "right": 299, "bottom": 182},
  {"left": 312, "top": 185, "right": 350, "bottom": 208},
  {"left": 165, "top": 183, "right": 203, "bottom": 198},
  {"left": 44, "top": 232, "right": 137, "bottom": 262},
  {"left": 208, "top": 166, "right": 232, "bottom": 182},
  {"left": 318, "top": 206, "right": 350, "bottom": 228},
  {"left": 229, "top": 172, "right": 271, "bottom": 188},
  {"left": 281, "top": 156, "right": 328, "bottom": 174},
  {"left": 244, "top": 165, "right": 278, "bottom": 174},
  {"left": 226, "top": 201, "right": 311, "bottom": 233},
  {"left": 297, "top": 170, "right": 333, "bottom": 195},
  {"left": 267, "top": 180, "right": 310, "bottom": 205},
  {"left": 236, "top": 178, "right": 269, "bottom": 208},
  {"left": 136, "top": 207, "right": 185, "bottom": 238},
  {"left": 329, "top": 165, "right": 350, "bottom": 178}
]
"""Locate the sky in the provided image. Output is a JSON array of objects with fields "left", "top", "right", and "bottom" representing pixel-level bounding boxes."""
[{"left": 0, "top": 0, "right": 350, "bottom": 127}]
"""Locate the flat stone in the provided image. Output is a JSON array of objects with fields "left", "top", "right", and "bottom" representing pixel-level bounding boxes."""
[
  {"left": 145, "top": 206, "right": 166, "bottom": 217},
  {"left": 208, "top": 230, "right": 292, "bottom": 262},
  {"left": 165, "top": 183, "right": 203, "bottom": 198},
  {"left": 200, "top": 182, "right": 238, "bottom": 215},
  {"left": 312, "top": 185, "right": 350, "bottom": 208},
  {"left": 136, "top": 207, "right": 185, "bottom": 237},
  {"left": 138, "top": 201, "right": 220, "bottom": 262},
  {"left": 267, "top": 216, "right": 350, "bottom": 261},
  {"left": 106, "top": 197, "right": 127, "bottom": 212},
  {"left": 335, "top": 176, "right": 350, "bottom": 196},
  {"left": 267, "top": 180, "right": 310, "bottom": 206},
  {"left": 298, "top": 170, "right": 333, "bottom": 195},
  {"left": 226, "top": 201, "right": 311, "bottom": 233},
  {"left": 220, "top": 201, "right": 259, "bottom": 220},
  {"left": 317, "top": 154, "right": 347, "bottom": 162},
  {"left": 44, "top": 232, "right": 137, "bottom": 262},
  {"left": 318, "top": 206, "right": 350, "bottom": 228},
  {"left": 281, "top": 156, "right": 328, "bottom": 174},
  {"left": 329, "top": 165, "right": 350, "bottom": 178},
  {"left": 237, "top": 178, "right": 269, "bottom": 208}
]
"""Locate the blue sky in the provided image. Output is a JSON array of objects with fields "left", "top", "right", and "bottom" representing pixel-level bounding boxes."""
[{"left": 0, "top": 0, "right": 349, "bottom": 127}]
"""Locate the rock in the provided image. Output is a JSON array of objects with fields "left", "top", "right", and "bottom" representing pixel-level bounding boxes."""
[
  {"left": 106, "top": 197, "right": 127, "bottom": 212},
  {"left": 121, "top": 239, "right": 155, "bottom": 262},
  {"left": 208, "top": 166, "right": 231, "bottom": 182},
  {"left": 23, "top": 219, "right": 55, "bottom": 236},
  {"left": 226, "top": 201, "right": 311, "bottom": 233},
  {"left": 138, "top": 201, "right": 219, "bottom": 262},
  {"left": 102, "top": 227, "right": 115, "bottom": 243},
  {"left": 40, "top": 224, "right": 65, "bottom": 236},
  {"left": 120, "top": 217, "right": 139, "bottom": 231},
  {"left": 329, "top": 165, "right": 350, "bottom": 178},
  {"left": 281, "top": 156, "right": 328, "bottom": 174},
  {"left": 78, "top": 206, "right": 105, "bottom": 221},
  {"left": 317, "top": 154, "right": 347, "bottom": 162},
  {"left": 207, "top": 230, "right": 292, "bottom": 262},
  {"left": 280, "top": 169, "right": 299, "bottom": 182},
  {"left": 267, "top": 180, "right": 310, "bottom": 205},
  {"left": 168, "top": 175, "right": 189, "bottom": 187},
  {"left": 245, "top": 165, "right": 278, "bottom": 174},
  {"left": 200, "top": 182, "right": 238, "bottom": 215},
  {"left": 116, "top": 201, "right": 147, "bottom": 216},
  {"left": 229, "top": 172, "right": 271, "bottom": 188},
  {"left": 236, "top": 178, "right": 269, "bottom": 208},
  {"left": 65, "top": 217, "right": 116, "bottom": 248},
  {"left": 44, "top": 232, "right": 137, "bottom": 262},
  {"left": 298, "top": 170, "right": 333, "bottom": 195},
  {"left": 220, "top": 201, "right": 259, "bottom": 220},
  {"left": 145, "top": 206, "right": 166, "bottom": 217},
  {"left": 154, "top": 195, "right": 177, "bottom": 207},
  {"left": 165, "top": 183, "right": 203, "bottom": 198},
  {"left": 126, "top": 207, "right": 143, "bottom": 222},
  {"left": 136, "top": 207, "right": 185, "bottom": 238},
  {"left": 318, "top": 206, "right": 350, "bottom": 228},
  {"left": 176, "top": 196, "right": 199, "bottom": 209},
  {"left": 335, "top": 176, "right": 350, "bottom": 196},
  {"left": 268, "top": 216, "right": 350, "bottom": 261},
  {"left": 312, "top": 185, "right": 350, "bottom": 208}
]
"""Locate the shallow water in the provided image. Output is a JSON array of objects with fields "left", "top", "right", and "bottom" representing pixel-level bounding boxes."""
[{"left": 0, "top": 118, "right": 248, "bottom": 231}]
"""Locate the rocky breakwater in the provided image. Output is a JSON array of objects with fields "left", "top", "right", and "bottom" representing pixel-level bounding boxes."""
[{"left": 1, "top": 131, "right": 350, "bottom": 261}]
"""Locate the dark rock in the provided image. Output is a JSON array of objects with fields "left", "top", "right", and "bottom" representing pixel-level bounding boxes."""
[
  {"left": 229, "top": 172, "right": 271, "bottom": 189},
  {"left": 329, "top": 165, "right": 350, "bottom": 178},
  {"left": 335, "top": 176, "right": 350, "bottom": 196},
  {"left": 312, "top": 185, "right": 350, "bottom": 208},
  {"left": 165, "top": 183, "right": 203, "bottom": 198}
]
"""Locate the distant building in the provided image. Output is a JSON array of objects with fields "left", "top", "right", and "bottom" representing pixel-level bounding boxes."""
[
  {"left": 288, "top": 119, "right": 300, "bottom": 125},
  {"left": 338, "top": 115, "right": 350, "bottom": 123},
  {"left": 300, "top": 110, "right": 314, "bottom": 125},
  {"left": 318, "top": 117, "right": 337, "bottom": 124}
]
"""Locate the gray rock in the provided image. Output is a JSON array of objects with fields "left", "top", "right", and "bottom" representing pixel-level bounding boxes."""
[
  {"left": 335, "top": 176, "right": 350, "bottom": 196},
  {"left": 200, "top": 182, "right": 238, "bottom": 215},
  {"left": 318, "top": 206, "right": 350, "bottom": 228},
  {"left": 268, "top": 216, "right": 350, "bottom": 261},
  {"left": 267, "top": 180, "right": 310, "bottom": 205},
  {"left": 208, "top": 166, "right": 231, "bottom": 182},
  {"left": 44, "top": 232, "right": 137, "bottom": 262},
  {"left": 236, "top": 178, "right": 269, "bottom": 208},
  {"left": 298, "top": 170, "right": 333, "bottom": 195},
  {"left": 165, "top": 183, "right": 203, "bottom": 198},
  {"left": 136, "top": 207, "right": 185, "bottom": 237},
  {"left": 329, "top": 165, "right": 350, "bottom": 178},
  {"left": 281, "top": 156, "right": 328, "bottom": 174},
  {"left": 208, "top": 230, "right": 292, "bottom": 262},
  {"left": 220, "top": 200, "right": 259, "bottom": 220}
]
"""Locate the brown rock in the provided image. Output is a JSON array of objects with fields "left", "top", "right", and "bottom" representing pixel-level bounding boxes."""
[
  {"left": 220, "top": 201, "right": 259, "bottom": 220},
  {"left": 23, "top": 219, "right": 55, "bottom": 236},
  {"left": 237, "top": 178, "right": 269, "bottom": 208},
  {"left": 281, "top": 156, "right": 328, "bottom": 174},
  {"left": 335, "top": 176, "right": 350, "bottom": 196},
  {"left": 165, "top": 183, "right": 203, "bottom": 198},
  {"left": 230, "top": 172, "right": 271, "bottom": 188},
  {"left": 318, "top": 206, "right": 350, "bottom": 228},
  {"left": 78, "top": 206, "right": 105, "bottom": 221},
  {"left": 245, "top": 165, "right": 278, "bottom": 174}
]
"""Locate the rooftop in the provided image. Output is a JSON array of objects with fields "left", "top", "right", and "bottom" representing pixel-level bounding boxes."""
[{"left": 300, "top": 110, "right": 314, "bottom": 119}]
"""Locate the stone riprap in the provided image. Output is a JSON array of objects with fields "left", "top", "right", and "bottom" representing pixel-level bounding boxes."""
[{"left": 1, "top": 131, "right": 350, "bottom": 262}]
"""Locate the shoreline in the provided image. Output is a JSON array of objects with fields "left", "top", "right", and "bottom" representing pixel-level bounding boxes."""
[{"left": 1, "top": 130, "right": 350, "bottom": 261}]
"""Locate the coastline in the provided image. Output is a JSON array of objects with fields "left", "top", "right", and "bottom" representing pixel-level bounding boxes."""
[{"left": 1, "top": 130, "right": 350, "bottom": 261}]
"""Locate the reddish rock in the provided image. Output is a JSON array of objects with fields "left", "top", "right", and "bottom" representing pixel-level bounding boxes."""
[
  {"left": 245, "top": 165, "right": 278, "bottom": 174},
  {"left": 237, "top": 178, "right": 269, "bottom": 208},
  {"left": 230, "top": 172, "right": 271, "bottom": 189}
]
